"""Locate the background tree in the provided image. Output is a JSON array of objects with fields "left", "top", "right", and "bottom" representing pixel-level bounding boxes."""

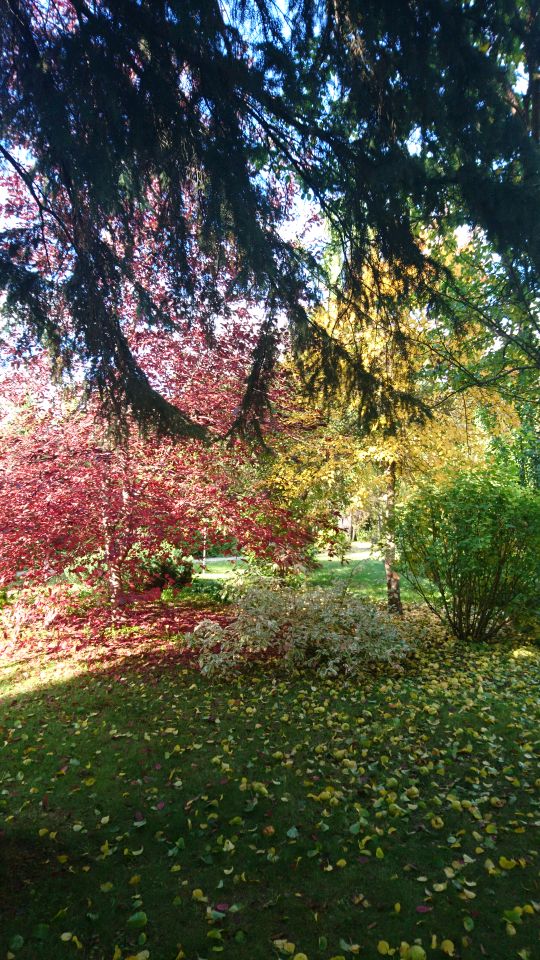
[
  {"left": 284, "top": 279, "right": 519, "bottom": 612},
  {"left": 420, "top": 227, "right": 540, "bottom": 403},
  {"left": 0, "top": 350, "right": 311, "bottom": 603},
  {"left": 489, "top": 401, "right": 540, "bottom": 489}
]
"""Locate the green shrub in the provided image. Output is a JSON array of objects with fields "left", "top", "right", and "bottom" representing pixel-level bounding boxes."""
[
  {"left": 189, "top": 580, "right": 408, "bottom": 678},
  {"left": 161, "top": 578, "right": 228, "bottom": 607},
  {"left": 396, "top": 472, "right": 540, "bottom": 642},
  {"left": 134, "top": 542, "right": 193, "bottom": 590}
]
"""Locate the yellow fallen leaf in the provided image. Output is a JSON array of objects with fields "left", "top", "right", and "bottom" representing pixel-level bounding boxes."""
[
  {"left": 406, "top": 947, "right": 426, "bottom": 960},
  {"left": 273, "top": 941, "right": 296, "bottom": 955}
]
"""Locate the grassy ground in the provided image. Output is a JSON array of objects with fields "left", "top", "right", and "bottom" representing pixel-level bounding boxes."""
[
  {"left": 196, "top": 542, "right": 419, "bottom": 605},
  {"left": 1, "top": 555, "right": 540, "bottom": 960},
  {"left": 304, "top": 543, "right": 420, "bottom": 604}
]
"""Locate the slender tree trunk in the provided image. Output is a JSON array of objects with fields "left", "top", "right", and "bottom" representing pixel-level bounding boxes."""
[
  {"left": 102, "top": 513, "right": 122, "bottom": 607},
  {"left": 101, "top": 455, "right": 131, "bottom": 609},
  {"left": 201, "top": 526, "right": 208, "bottom": 572},
  {"left": 106, "top": 557, "right": 122, "bottom": 608},
  {"left": 383, "top": 460, "right": 403, "bottom": 615}
]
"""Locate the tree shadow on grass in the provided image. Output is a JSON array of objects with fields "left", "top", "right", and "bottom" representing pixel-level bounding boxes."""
[
  {"left": 0, "top": 834, "right": 49, "bottom": 918},
  {"left": 2, "top": 632, "right": 540, "bottom": 960}
]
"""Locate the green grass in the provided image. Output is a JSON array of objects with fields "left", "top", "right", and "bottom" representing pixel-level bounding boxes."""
[
  {"left": 305, "top": 544, "right": 420, "bottom": 604},
  {"left": 195, "top": 542, "right": 420, "bottom": 605},
  {"left": 1, "top": 634, "right": 540, "bottom": 960}
]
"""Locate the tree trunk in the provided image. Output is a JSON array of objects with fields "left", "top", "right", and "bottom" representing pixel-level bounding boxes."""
[
  {"left": 201, "top": 526, "right": 208, "bottom": 572},
  {"left": 102, "top": 515, "right": 122, "bottom": 607},
  {"left": 106, "top": 560, "right": 123, "bottom": 608},
  {"left": 383, "top": 461, "right": 403, "bottom": 615}
]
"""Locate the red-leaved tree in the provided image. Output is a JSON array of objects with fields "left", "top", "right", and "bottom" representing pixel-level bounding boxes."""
[{"left": 0, "top": 342, "right": 311, "bottom": 604}]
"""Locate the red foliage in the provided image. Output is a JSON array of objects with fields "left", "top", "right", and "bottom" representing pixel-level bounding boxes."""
[
  {"left": 0, "top": 583, "right": 232, "bottom": 671},
  {"left": 0, "top": 152, "right": 313, "bottom": 625},
  {"left": 0, "top": 345, "right": 312, "bottom": 596}
]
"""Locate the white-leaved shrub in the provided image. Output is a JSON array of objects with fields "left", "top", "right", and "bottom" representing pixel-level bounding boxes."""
[{"left": 189, "top": 581, "right": 408, "bottom": 678}]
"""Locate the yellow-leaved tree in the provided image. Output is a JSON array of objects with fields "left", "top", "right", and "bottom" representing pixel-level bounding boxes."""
[{"left": 275, "top": 262, "right": 519, "bottom": 611}]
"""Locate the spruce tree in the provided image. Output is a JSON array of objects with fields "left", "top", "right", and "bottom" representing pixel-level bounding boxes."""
[{"left": 1, "top": 0, "right": 539, "bottom": 434}]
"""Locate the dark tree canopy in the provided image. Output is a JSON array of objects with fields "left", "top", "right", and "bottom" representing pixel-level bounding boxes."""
[{"left": 1, "top": 0, "right": 540, "bottom": 435}]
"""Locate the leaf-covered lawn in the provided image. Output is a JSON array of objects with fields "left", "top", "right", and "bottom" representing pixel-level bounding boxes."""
[{"left": 1, "top": 634, "right": 540, "bottom": 960}]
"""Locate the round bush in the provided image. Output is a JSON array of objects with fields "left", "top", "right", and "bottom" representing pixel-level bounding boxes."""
[{"left": 396, "top": 472, "right": 540, "bottom": 642}]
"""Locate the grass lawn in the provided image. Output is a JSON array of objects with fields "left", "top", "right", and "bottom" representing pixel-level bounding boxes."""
[
  {"left": 304, "top": 544, "right": 420, "bottom": 605},
  {"left": 1, "top": 553, "right": 539, "bottom": 959},
  {"left": 2, "top": 642, "right": 540, "bottom": 959},
  {"left": 196, "top": 542, "right": 420, "bottom": 605}
]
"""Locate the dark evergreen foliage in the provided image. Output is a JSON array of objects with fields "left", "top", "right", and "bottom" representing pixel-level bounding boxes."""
[{"left": 1, "top": 0, "right": 539, "bottom": 434}]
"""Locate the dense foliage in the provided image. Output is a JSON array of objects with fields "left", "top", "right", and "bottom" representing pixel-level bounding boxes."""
[
  {"left": 0, "top": 353, "right": 312, "bottom": 599},
  {"left": 1, "top": 6, "right": 540, "bottom": 956},
  {"left": 2, "top": 1, "right": 540, "bottom": 432},
  {"left": 396, "top": 472, "right": 540, "bottom": 642}
]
